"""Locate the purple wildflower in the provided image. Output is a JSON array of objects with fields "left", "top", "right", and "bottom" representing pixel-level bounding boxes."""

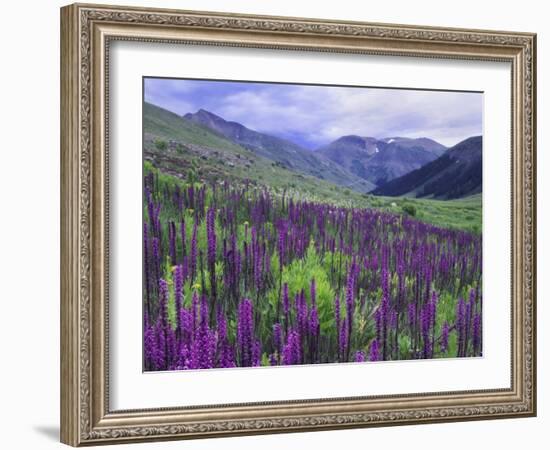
[
  {"left": 282, "top": 329, "right": 301, "bottom": 365},
  {"left": 369, "top": 339, "right": 380, "bottom": 362},
  {"left": 472, "top": 314, "right": 481, "bottom": 356},
  {"left": 273, "top": 323, "right": 282, "bottom": 355},
  {"left": 237, "top": 299, "right": 254, "bottom": 367}
]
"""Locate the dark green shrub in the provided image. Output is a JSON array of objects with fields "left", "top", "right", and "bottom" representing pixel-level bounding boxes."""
[
  {"left": 402, "top": 204, "right": 417, "bottom": 216},
  {"left": 154, "top": 138, "right": 167, "bottom": 151}
]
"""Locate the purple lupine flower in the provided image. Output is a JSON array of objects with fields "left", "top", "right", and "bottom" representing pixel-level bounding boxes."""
[
  {"left": 273, "top": 323, "right": 282, "bottom": 355},
  {"left": 282, "top": 329, "right": 301, "bottom": 365},
  {"left": 153, "top": 322, "right": 167, "bottom": 370},
  {"left": 296, "top": 289, "right": 309, "bottom": 337},
  {"left": 389, "top": 309, "right": 398, "bottom": 329},
  {"left": 143, "top": 171, "right": 483, "bottom": 370},
  {"left": 369, "top": 339, "right": 380, "bottom": 362},
  {"left": 339, "top": 317, "right": 348, "bottom": 361},
  {"left": 165, "top": 326, "right": 177, "bottom": 368},
  {"left": 308, "top": 306, "right": 320, "bottom": 363},
  {"left": 237, "top": 299, "right": 254, "bottom": 367},
  {"left": 469, "top": 287, "right": 476, "bottom": 306},
  {"left": 219, "top": 342, "right": 236, "bottom": 368},
  {"left": 217, "top": 309, "right": 227, "bottom": 339},
  {"left": 252, "top": 340, "right": 261, "bottom": 367},
  {"left": 309, "top": 306, "right": 319, "bottom": 337},
  {"left": 188, "top": 295, "right": 215, "bottom": 369},
  {"left": 144, "top": 324, "right": 158, "bottom": 370},
  {"left": 345, "top": 263, "right": 355, "bottom": 355},
  {"left": 202, "top": 329, "right": 217, "bottom": 369},
  {"left": 146, "top": 191, "right": 155, "bottom": 233},
  {"left": 334, "top": 295, "right": 341, "bottom": 357},
  {"left": 179, "top": 308, "right": 193, "bottom": 346},
  {"left": 355, "top": 350, "right": 366, "bottom": 362},
  {"left": 143, "top": 222, "right": 151, "bottom": 314},
  {"left": 345, "top": 264, "right": 355, "bottom": 319},
  {"left": 472, "top": 314, "right": 481, "bottom": 356},
  {"left": 420, "top": 303, "right": 432, "bottom": 358},
  {"left": 187, "top": 334, "right": 201, "bottom": 370}
]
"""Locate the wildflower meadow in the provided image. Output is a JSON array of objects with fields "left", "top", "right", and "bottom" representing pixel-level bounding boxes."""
[{"left": 143, "top": 164, "right": 482, "bottom": 371}]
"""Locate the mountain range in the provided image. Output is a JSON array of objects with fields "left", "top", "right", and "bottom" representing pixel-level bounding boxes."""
[
  {"left": 371, "top": 136, "right": 482, "bottom": 199},
  {"left": 317, "top": 135, "right": 446, "bottom": 186},
  {"left": 144, "top": 101, "right": 482, "bottom": 201},
  {"left": 143, "top": 102, "right": 376, "bottom": 210},
  {"left": 184, "top": 109, "right": 376, "bottom": 192}
]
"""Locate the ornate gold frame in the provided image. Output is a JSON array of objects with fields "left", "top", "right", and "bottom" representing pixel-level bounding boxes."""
[{"left": 60, "top": 3, "right": 536, "bottom": 446}]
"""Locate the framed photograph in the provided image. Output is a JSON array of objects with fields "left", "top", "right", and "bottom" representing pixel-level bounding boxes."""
[{"left": 60, "top": 3, "right": 537, "bottom": 446}]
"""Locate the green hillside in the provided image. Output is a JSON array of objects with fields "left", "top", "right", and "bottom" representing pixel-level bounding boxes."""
[
  {"left": 143, "top": 102, "right": 481, "bottom": 233},
  {"left": 144, "top": 102, "right": 247, "bottom": 151}
]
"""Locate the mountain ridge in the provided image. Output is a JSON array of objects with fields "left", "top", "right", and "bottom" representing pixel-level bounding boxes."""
[
  {"left": 371, "top": 135, "right": 482, "bottom": 200},
  {"left": 183, "top": 108, "right": 376, "bottom": 192},
  {"left": 317, "top": 135, "right": 446, "bottom": 186}
]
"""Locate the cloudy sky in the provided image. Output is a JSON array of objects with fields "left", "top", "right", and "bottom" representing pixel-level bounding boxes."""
[{"left": 144, "top": 77, "right": 482, "bottom": 149}]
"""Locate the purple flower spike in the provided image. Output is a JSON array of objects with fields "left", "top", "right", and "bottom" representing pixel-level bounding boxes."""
[
  {"left": 369, "top": 339, "right": 380, "bottom": 362},
  {"left": 237, "top": 299, "right": 254, "bottom": 367},
  {"left": 252, "top": 340, "right": 261, "bottom": 367},
  {"left": 282, "top": 329, "right": 301, "bottom": 365},
  {"left": 472, "top": 314, "right": 482, "bottom": 356},
  {"left": 339, "top": 317, "right": 348, "bottom": 361},
  {"left": 273, "top": 323, "right": 282, "bottom": 355},
  {"left": 158, "top": 278, "right": 169, "bottom": 329},
  {"left": 456, "top": 298, "right": 466, "bottom": 357},
  {"left": 309, "top": 306, "right": 319, "bottom": 337}
]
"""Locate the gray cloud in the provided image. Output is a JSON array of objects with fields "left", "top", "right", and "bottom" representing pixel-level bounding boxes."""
[{"left": 145, "top": 78, "right": 482, "bottom": 148}]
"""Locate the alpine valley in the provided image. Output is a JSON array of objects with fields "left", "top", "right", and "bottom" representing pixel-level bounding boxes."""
[
  {"left": 141, "top": 92, "right": 484, "bottom": 373},
  {"left": 144, "top": 101, "right": 481, "bottom": 232}
]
